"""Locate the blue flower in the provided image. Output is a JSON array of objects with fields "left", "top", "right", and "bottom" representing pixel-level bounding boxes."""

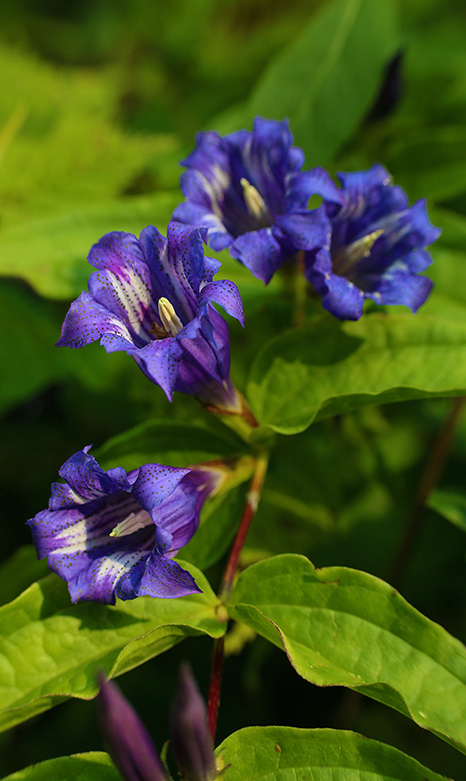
[
  {"left": 28, "top": 447, "right": 221, "bottom": 603},
  {"left": 57, "top": 222, "right": 244, "bottom": 412},
  {"left": 172, "top": 117, "right": 326, "bottom": 284},
  {"left": 303, "top": 164, "right": 441, "bottom": 320}
]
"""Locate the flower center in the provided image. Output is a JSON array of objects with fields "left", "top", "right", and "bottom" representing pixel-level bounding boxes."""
[
  {"left": 332, "top": 229, "right": 384, "bottom": 276},
  {"left": 110, "top": 509, "right": 152, "bottom": 537},
  {"left": 240, "top": 178, "right": 273, "bottom": 228},
  {"left": 152, "top": 297, "right": 184, "bottom": 338}
]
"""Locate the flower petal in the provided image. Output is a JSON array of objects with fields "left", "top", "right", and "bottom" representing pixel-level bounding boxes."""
[
  {"left": 230, "top": 228, "right": 282, "bottom": 284},
  {"left": 135, "top": 550, "right": 201, "bottom": 598}
]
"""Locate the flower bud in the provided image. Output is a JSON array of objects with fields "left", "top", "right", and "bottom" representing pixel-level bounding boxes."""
[
  {"left": 170, "top": 663, "right": 216, "bottom": 781},
  {"left": 98, "top": 673, "right": 169, "bottom": 781}
]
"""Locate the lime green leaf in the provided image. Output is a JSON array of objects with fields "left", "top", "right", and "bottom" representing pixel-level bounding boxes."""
[
  {"left": 0, "top": 193, "right": 180, "bottom": 300},
  {"left": 247, "top": 0, "right": 398, "bottom": 166},
  {"left": 96, "top": 418, "right": 248, "bottom": 472},
  {"left": 216, "top": 727, "right": 451, "bottom": 781},
  {"left": 428, "top": 490, "right": 466, "bottom": 533},
  {"left": 230, "top": 554, "right": 466, "bottom": 753},
  {"left": 247, "top": 313, "right": 466, "bottom": 435},
  {"left": 0, "top": 563, "right": 225, "bottom": 733},
  {"left": 3, "top": 752, "right": 119, "bottom": 781},
  {"left": 0, "top": 279, "right": 126, "bottom": 416}
]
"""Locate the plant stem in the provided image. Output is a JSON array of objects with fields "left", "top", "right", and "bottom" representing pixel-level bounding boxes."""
[
  {"left": 206, "top": 452, "right": 269, "bottom": 741},
  {"left": 293, "top": 251, "right": 308, "bottom": 328},
  {"left": 207, "top": 635, "right": 224, "bottom": 743},
  {"left": 219, "top": 451, "right": 269, "bottom": 601},
  {"left": 390, "top": 396, "right": 465, "bottom": 588}
]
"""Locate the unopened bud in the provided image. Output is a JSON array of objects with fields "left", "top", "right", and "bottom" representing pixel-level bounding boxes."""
[
  {"left": 170, "top": 663, "right": 216, "bottom": 781},
  {"left": 98, "top": 673, "right": 168, "bottom": 781}
]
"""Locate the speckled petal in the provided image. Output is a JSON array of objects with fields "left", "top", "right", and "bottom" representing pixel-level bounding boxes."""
[
  {"left": 198, "top": 278, "right": 245, "bottom": 326},
  {"left": 135, "top": 551, "right": 201, "bottom": 598},
  {"left": 132, "top": 463, "right": 191, "bottom": 514}
]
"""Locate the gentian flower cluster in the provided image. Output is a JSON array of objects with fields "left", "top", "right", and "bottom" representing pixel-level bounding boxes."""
[
  {"left": 173, "top": 119, "right": 440, "bottom": 319},
  {"left": 28, "top": 446, "right": 223, "bottom": 603},
  {"left": 99, "top": 663, "right": 217, "bottom": 781},
  {"left": 58, "top": 222, "right": 244, "bottom": 412},
  {"left": 33, "top": 115, "right": 441, "bottom": 607}
]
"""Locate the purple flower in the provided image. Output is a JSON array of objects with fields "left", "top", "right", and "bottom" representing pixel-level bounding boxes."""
[
  {"left": 172, "top": 117, "right": 326, "bottom": 284},
  {"left": 98, "top": 666, "right": 216, "bottom": 781},
  {"left": 170, "top": 663, "right": 216, "bottom": 781},
  {"left": 303, "top": 164, "right": 441, "bottom": 320},
  {"left": 98, "top": 673, "right": 169, "bottom": 781},
  {"left": 28, "top": 447, "right": 222, "bottom": 603},
  {"left": 57, "top": 222, "right": 244, "bottom": 412}
]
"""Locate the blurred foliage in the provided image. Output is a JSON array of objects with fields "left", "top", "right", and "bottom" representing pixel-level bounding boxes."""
[{"left": 1, "top": 0, "right": 466, "bottom": 779}]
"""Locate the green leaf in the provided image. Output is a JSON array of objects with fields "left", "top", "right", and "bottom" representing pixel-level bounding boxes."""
[
  {"left": 3, "top": 752, "right": 119, "bottom": 781},
  {"left": 216, "top": 727, "right": 451, "bottom": 781},
  {"left": 384, "top": 126, "right": 466, "bottom": 202},
  {"left": 0, "top": 563, "right": 225, "bottom": 733},
  {"left": 229, "top": 554, "right": 466, "bottom": 753},
  {"left": 0, "top": 279, "right": 127, "bottom": 416},
  {"left": 96, "top": 418, "right": 248, "bottom": 472},
  {"left": 245, "top": 0, "right": 398, "bottom": 166},
  {"left": 247, "top": 313, "right": 466, "bottom": 435},
  {"left": 0, "top": 192, "right": 180, "bottom": 300},
  {"left": 428, "top": 489, "right": 466, "bottom": 533}
]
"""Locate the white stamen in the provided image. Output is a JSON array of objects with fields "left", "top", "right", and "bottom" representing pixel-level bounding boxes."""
[
  {"left": 334, "top": 229, "right": 384, "bottom": 275},
  {"left": 158, "top": 297, "right": 184, "bottom": 337},
  {"left": 110, "top": 509, "right": 152, "bottom": 538},
  {"left": 240, "top": 177, "right": 271, "bottom": 224}
]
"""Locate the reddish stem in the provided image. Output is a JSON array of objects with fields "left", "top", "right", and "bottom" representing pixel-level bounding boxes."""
[
  {"left": 207, "top": 636, "right": 224, "bottom": 743},
  {"left": 206, "top": 453, "right": 269, "bottom": 741},
  {"left": 219, "top": 452, "right": 269, "bottom": 601}
]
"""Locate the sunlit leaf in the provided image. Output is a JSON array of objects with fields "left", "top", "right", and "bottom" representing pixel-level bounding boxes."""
[
  {"left": 216, "top": 727, "right": 451, "bottom": 780},
  {"left": 230, "top": 554, "right": 466, "bottom": 753},
  {"left": 0, "top": 563, "right": 225, "bottom": 732}
]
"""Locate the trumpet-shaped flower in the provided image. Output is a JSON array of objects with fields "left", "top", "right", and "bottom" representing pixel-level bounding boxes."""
[
  {"left": 173, "top": 116, "right": 328, "bottom": 284},
  {"left": 303, "top": 164, "right": 440, "bottom": 320},
  {"left": 57, "top": 222, "right": 244, "bottom": 411},
  {"left": 28, "top": 447, "right": 221, "bottom": 603}
]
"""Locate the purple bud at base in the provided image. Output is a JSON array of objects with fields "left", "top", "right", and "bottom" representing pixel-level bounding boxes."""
[
  {"left": 170, "top": 663, "right": 217, "bottom": 781},
  {"left": 98, "top": 673, "right": 169, "bottom": 781}
]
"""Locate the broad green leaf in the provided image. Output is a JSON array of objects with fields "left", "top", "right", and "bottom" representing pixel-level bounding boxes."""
[
  {"left": 96, "top": 418, "right": 249, "bottom": 472},
  {"left": 428, "top": 489, "right": 466, "bottom": 533},
  {"left": 4, "top": 752, "right": 119, "bottom": 781},
  {"left": 247, "top": 0, "right": 398, "bottom": 166},
  {"left": 0, "top": 279, "right": 127, "bottom": 416},
  {"left": 229, "top": 554, "right": 466, "bottom": 753},
  {"left": 247, "top": 313, "right": 466, "bottom": 435},
  {"left": 0, "top": 563, "right": 225, "bottom": 732},
  {"left": 216, "top": 727, "right": 450, "bottom": 781},
  {"left": 0, "top": 192, "right": 180, "bottom": 300}
]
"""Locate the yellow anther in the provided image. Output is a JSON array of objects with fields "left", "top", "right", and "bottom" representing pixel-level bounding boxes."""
[{"left": 158, "top": 297, "right": 184, "bottom": 337}]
